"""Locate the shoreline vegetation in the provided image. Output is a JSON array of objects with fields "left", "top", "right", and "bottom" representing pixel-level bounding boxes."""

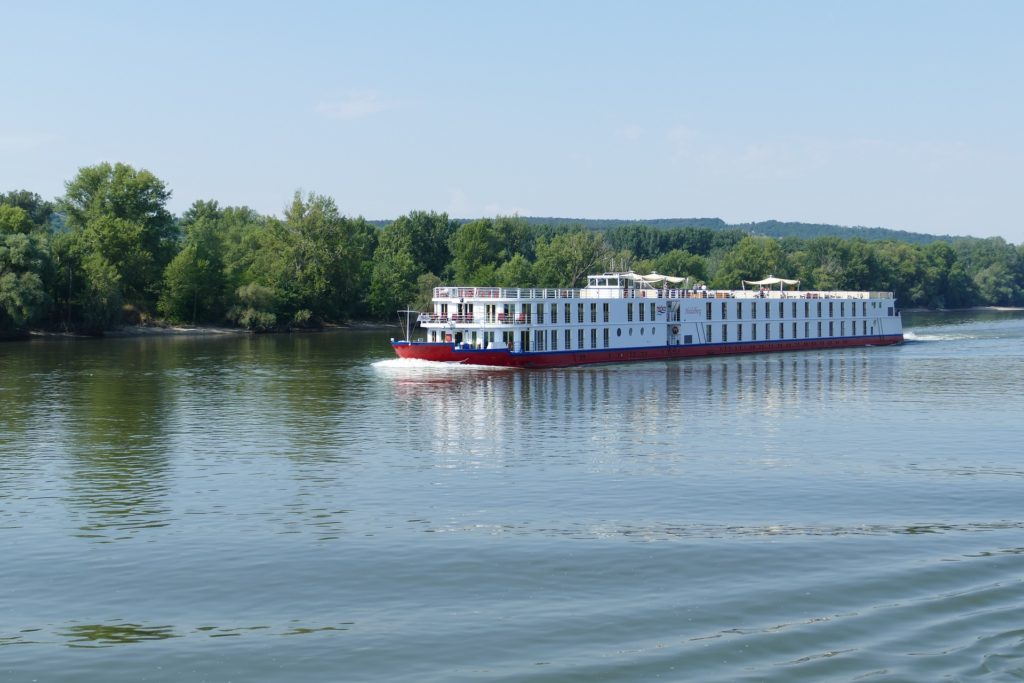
[
  {"left": 20, "top": 320, "right": 398, "bottom": 341},
  {"left": 4, "top": 162, "right": 1024, "bottom": 341}
]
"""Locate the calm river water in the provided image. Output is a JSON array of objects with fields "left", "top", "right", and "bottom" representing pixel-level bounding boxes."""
[{"left": 2, "top": 310, "right": 1024, "bottom": 682}]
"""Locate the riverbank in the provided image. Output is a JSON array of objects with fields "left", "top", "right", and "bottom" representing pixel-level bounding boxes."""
[{"left": 22, "top": 321, "right": 398, "bottom": 341}]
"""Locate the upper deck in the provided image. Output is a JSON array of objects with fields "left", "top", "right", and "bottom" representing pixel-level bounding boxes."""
[{"left": 432, "top": 282, "right": 895, "bottom": 303}]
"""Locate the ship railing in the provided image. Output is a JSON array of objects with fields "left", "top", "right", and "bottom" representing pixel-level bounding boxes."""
[
  {"left": 415, "top": 313, "right": 540, "bottom": 325},
  {"left": 431, "top": 285, "right": 895, "bottom": 302},
  {"left": 433, "top": 286, "right": 582, "bottom": 300},
  {"left": 662, "top": 289, "right": 895, "bottom": 301}
]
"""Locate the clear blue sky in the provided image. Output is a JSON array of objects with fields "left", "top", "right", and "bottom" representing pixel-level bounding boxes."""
[{"left": 3, "top": 1, "right": 1022, "bottom": 242}]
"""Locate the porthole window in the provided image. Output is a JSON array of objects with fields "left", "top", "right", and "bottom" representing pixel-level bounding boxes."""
[
  {"left": 640, "top": 327, "right": 645, "bottom": 336},
  {"left": 616, "top": 328, "right": 622, "bottom": 337},
  {"left": 629, "top": 328, "right": 633, "bottom": 336}
]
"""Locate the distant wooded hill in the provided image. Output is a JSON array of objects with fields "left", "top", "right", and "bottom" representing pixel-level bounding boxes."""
[
  {"left": 519, "top": 218, "right": 961, "bottom": 245},
  {"left": 367, "top": 216, "right": 964, "bottom": 245}
]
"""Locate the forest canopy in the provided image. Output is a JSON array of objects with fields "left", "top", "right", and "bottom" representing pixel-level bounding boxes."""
[{"left": 2, "top": 163, "right": 1023, "bottom": 336}]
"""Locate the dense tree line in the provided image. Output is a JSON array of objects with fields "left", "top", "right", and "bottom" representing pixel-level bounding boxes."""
[
  {"left": 524, "top": 217, "right": 955, "bottom": 245},
  {"left": 2, "top": 163, "right": 1023, "bottom": 337}
]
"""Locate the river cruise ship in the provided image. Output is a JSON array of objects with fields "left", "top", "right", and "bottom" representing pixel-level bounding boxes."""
[{"left": 391, "top": 273, "right": 903, "bottom": 368}]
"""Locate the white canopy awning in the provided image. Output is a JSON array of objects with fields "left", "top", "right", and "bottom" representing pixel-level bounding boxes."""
[
  {"left": 632, "top": 272, "right": 687, "bottom": 285},
  {"left": 743, "top": 276, "right": 800, "bottom": 287}
]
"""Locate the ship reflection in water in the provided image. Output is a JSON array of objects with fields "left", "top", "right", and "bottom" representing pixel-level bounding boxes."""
[{"left": 373, "top": 350, "right": 891, "bottom": 469}]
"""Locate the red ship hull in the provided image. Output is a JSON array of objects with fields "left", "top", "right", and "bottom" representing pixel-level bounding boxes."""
[{"left": 392, "top": 335, "right": 904, "bottom": 369}]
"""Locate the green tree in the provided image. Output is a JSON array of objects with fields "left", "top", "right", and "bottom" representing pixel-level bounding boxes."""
[
  {"left": 652, "top": 249, "right": 706, "bottom": 281},
  {"left": 228, "top": 282, "right": 279, "bottom": 331},
  {"left": 0, "top": 190, "right": 54, "bottom": 229},
  {"left": 871, "top": 241, "right": 929, "bottom": 306},
  {"left": 246, "top": 192, "right": 375, "bottom": 323},
  {"left": 0, "top": 232, "right": 48, "bottom": 334},
  {"left": 494, "top": 253, "right": 534, "bottom": 287},
  {"left": 413, "top": 272, "right": 442, "bottom": 312},
  {"left": 533, "top": 231, "right": 610, "bottom": 287},
  {"left": 0, "top": 204, "right": 33, "bottom": 235},
  {"left": 387, "top": 210, "right": 455, "bottom": 277},
  {"left": 159, "top": 200, "right": 227, "bottom": 323},
  {"left": 954, "top": 237, "right": 1023, "bottom": 306},
  {"left": 367, "top": 222, "right": 420, "bottom": 318},
  {"left": 59, "top": 162, "right": 177, "bottom": 311},
  {"left": 218, "top": 206, "right": 270, "bottom": 296},
  {"left": 712, "top": 236, "right": 787, "bottom": 288},
  {"left": 448, "top": 219, "right": 501, "bottom": 283}
]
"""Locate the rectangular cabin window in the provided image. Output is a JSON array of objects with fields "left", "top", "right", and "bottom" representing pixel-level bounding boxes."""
[
  {"left": 863, "top": 320, "right": 867, "bottom": 335},
  {"left": 818, "top": 321, "right": 822, "bottom": 337},
  {"left": 764, "top": 301, "right": 770, "bottom": 319},
  {"left": 590, "top": 328, "right": 597, "bottom": 349},
  {"left": 627, "top": 303, "right": 633, "bottom": 322},
  {"left": 779, "top": 323, "right": 784, "bottom": 339},
  {"left": 829, "top": 321, "right": 834, "bottom": 336},
  {"left": 888, "top": 306, "right": 894, "bottom": 316},
  {"left": 536, "top": 304, "right": 544, "bottom": 324},
  {"left": 578, "top": 328, "right": 584, "bottom": 349},
  {"left": 862, "top": 302, "right": 867, "bottom": 316},
  {"left": 684, "top": 335, "right": 693, "bottom": 344},
  {"left": 564, "top": 303, "right": 571, "bottom": 323},
  {"left": 722, "top": 324, "right": 728, "bottom": 342},
  {"left": 817, "top": 301, "right": 822, "bottom": 317},
  {"left": 779, "top": 301, "right": 785, "bottom": 318},
  {"left": 590, "top": 303, "right": 597, "bottom": 323},
  {"left": 805, "top": 322, "right": 810, "bottom": 338},
  {"left": 737, "top": 324, "right": 743, "bottom": 341},
  {"left": 721, "top": 302, "right": 727, "bottom": 320},
  {"left": 792, "top": 302, "right": 797, "bottom": 318},
  {"left": 737, "top": 302, "right": 743, "bottom": 319},
  {"left": 603, "top": 328, "right": 610, "bottom": 348},
  {"left": 650, "top": 303, "right": 656, "bottom": 321},
  {"left": 706, "top": 302, "right": 712, "bottom": 320},
  {"left": 603, "top": 303, "right": 609, "bottom": 323},
  {"left": 765, "top": 323, "right": 771, "bottom": 340},
  {"left": 565, "top": 329, "right": 571, "bottom": 349},
  {"left": 639, "top": 303, "right": 645, "bottom": 322},
  {"left": 792, "top": 322, "right": 797, "bottom": 339},
  {"left": 577, "top": 303, "right": 584, "bottom": 323},
  {"left": 752, "top": 303, "right": 757, "bottom": 319},
  {"left": 805, "top": 301, "right": 809, "bottom": 317},
  {"left": 551, "top": 329, "right": 558, "bottom": 350},
  {"left": 841, "top": 321, "right": 845, "bottom": 336},
  {"left": 829, "top": 302, "right": 834, "bottom": 317},
  {"left": 840, "top": 302, "right": 845, "bottom": 317},
  {"left": 752, "top": 324, "right": 757, "bottom": 341},
  {"left": 706, "top": 324, "right": 712, "bottom": 342},
  {"left": 551, "top": 303, "right": 558, "bottom": 324}
]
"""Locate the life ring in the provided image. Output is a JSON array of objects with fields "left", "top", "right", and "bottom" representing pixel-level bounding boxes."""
[{"left": 671, "top": 325, "right": 679, "bottom": 335}]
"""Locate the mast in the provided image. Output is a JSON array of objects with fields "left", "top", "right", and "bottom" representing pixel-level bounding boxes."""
[{"left": 397, "top": 307, "right": 420, "bottom": 341}]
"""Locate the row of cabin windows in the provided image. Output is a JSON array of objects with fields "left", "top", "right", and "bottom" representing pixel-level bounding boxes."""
[
  {"left": 531, "top": 328, "right": 610, "bottom": 351},
  {"left": 706, "top": 319, "right": 874, "bottom": 343},
  {"left": 493, "top": 301, "right": 656, "bottom": 324},
  {"left": 704, "top": 300, "right": 881, "bottom": 321},
  {"left": 625, "top": 302, "right": 655, "bottom": 322},
  {"left": 521, "top": 326, "right": 660, "bottom": 351}
]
